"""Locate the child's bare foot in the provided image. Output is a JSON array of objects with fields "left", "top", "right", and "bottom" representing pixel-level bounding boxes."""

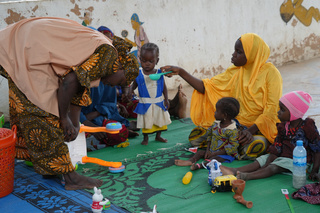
[
  {"left": 64, "top": 171, "right": 103, "bottom": 190},
  {"left": 175, "top": 159, "right": 193, "bottom": 166},
  {"left": 220, "top": 165, "right": 237, "bottom": 175},
  {"left": 142, "top": 135, "right": 149, "bottom": 145},
  {"left": 190, "top": 163, "right": 201, "bottom": 170},
  {"left": 155, "top": 136, "right": 167, "bottom": 143},
  {"left": 141, "top": 139, "right": 148, "bottom": 145},
  {"left": 236, "top": 171, "right": 249, "bottom": 180}
]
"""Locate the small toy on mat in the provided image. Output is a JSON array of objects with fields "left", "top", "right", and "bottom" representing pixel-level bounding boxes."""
[
  {"left": 109, "top": 165, "right": 125, "bottom": 173},
  {"left": 232, "top": 179, "right": 253, "bottom": 208},
  {"left": 91, "top": 187, "right": 110, "bottom": 213},
  {"left": 182, "top": 171, "right": 193, "bottom": 184},
  {"left": 281, "top": 189, "right": 295, "bottom": 213},
  {"left": 211, "top": 175, "right": 237, "bottom": 193}
]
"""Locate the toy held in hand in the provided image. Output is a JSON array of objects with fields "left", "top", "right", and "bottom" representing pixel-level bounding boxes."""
[{"left": 149, "top": 71, "right": 172, "bottom": 81}]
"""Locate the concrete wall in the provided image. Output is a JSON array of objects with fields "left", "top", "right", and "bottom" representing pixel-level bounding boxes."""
[{"left": 1, "top": 0, "right": 320, "bottom": 120}]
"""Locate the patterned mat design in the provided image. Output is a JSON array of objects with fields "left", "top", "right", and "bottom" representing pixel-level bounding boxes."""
[{"left": 79, "top": 144, "right": 192, "bottom": 213}]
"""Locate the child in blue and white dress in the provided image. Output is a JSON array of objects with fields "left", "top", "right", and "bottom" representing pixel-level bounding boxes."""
[{"left": 131, "top": 43, "right": 171, "bottom": 145}]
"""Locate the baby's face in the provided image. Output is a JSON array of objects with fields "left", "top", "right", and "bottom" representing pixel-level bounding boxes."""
[
  {"left": 278, "top": 101, "right": 290, "bottom": 122},
  {"left": 140, "top": 50, "right": 159, "bottom": 73}
]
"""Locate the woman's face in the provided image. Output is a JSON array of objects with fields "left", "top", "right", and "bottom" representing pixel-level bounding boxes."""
[
  {"left": 231, "top": 39, "right": 247, "bottom": 66},
  {"left": 101, "top": 68, "right": 126, "bottom": 87},
  {"left": 278, "top": 101, "right": 290, "bottom": 122}
]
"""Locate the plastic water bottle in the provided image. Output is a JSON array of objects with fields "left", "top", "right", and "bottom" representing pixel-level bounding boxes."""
[{"left": 292, "top": 140, "right": 307, "bottom": 189}]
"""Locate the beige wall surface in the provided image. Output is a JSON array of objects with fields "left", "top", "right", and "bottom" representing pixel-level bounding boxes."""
[{"left": 1, "top": 0, "right": 320, "bottom": 119}]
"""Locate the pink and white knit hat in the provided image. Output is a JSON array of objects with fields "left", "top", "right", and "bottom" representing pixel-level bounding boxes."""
[{"left": 279, "top": 91, "right": 312, "bottom": 121}]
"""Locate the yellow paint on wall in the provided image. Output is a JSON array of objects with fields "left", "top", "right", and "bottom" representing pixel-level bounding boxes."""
[{"left": 280, "top": 0, "right": 320, "bottom": 26}]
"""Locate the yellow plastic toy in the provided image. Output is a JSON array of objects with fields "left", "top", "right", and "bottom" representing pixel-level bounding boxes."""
[
  {"left": 211, "top": 175, "right": 237, "bottom": 193},
  {"left": 182, "top": 171, "right": 193, "bottom": 185}
]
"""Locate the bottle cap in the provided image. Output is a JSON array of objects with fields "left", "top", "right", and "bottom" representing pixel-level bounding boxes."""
[{"left": 296, "top": 140, "right": 303, "bottom": 146}]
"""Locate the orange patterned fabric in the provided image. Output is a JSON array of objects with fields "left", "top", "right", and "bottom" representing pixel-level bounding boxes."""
[{"left": 2, "top": 70, "right": 74, "bottom": 175}]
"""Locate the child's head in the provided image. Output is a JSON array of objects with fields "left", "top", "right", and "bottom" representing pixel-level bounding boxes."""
[
  {"left": 278, "top": 91, "right": 312, "bottom": 122},
  {"left": 215, "top": 97, "right": 240, "bottom": 121},
  {"left": 140, "top": 43, "right": 159, "bottom": 72}
]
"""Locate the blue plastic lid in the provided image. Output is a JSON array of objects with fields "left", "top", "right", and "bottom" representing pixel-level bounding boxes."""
[
  {"left": 106, "top": 122, "right": 122, "bottom": 130},
  {"left": 296, "top": 140, "right": 303, "bottom": 146}
]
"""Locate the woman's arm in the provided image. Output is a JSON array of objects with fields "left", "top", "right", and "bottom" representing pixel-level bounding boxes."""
[
  {"left": 160, "top": 65, "right": 205, "bottom": 93},
  {"left": 58, "top": 71, "right": 81, "bottom": 141}
]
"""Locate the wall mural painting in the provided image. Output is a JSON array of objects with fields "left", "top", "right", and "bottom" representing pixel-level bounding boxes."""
[
  {"left": 81, "top": 11, "right": 92, "bottom": 26},
  {"left": 121, "top": 13, "right": 149, "bottom": 64},
  {"left": 280, "top": 0, "right": 320, "bottom": 26}
]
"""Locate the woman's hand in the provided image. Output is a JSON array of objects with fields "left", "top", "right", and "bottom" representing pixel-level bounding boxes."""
[
  {"left": 118, "top": 103, "right": 129, "bottom": 118},
  {"left": 238, "top": 129, "right": 254, "bottom": 145},
  {"left": 60, "top": 117, "right": 79, "bottom": 142},
  {"left": 160, "top": 65, "right": 183, "bottom": 77}
]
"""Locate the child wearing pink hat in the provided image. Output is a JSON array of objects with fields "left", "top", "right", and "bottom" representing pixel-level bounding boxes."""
[{"left": 220, "top": 91, "right": 320, "bottom": 182}]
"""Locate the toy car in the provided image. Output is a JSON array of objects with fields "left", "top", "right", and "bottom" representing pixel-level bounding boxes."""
[{"left": 211, "top": 175, "right": 237, "bottom": 193}]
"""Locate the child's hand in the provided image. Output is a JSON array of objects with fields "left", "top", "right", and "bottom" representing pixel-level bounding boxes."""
[{"left": 164, "top": 99, "right": 170, "bottom": 110}]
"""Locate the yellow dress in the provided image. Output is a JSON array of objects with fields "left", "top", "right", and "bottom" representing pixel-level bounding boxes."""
[{"left": 190, "top": 33, "right": 282, "bottom": 147}]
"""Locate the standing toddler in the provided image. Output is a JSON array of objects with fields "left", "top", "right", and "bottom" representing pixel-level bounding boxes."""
[{"left": 131, "top": 43, "right": 171, "bottom": 145}]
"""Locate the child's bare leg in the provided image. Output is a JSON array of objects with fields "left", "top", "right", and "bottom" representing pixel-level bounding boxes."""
[
  {"left": 236, "top": 164, "right": 288, "bottom": 181},
  {"left": 175, "top": 150, "right": 205, "bottom": 166},
  {"left": 220, "top": 161, "right": 261, "bottom": 176},
  {"left": 155, "top": 131, "right": 167, "bottom": 143},
  {"left": 141, "top": 134, "right": 149, "bottom": 145},
  {"left": 191, "top": 162, "right": 204, "bottom": 170}
]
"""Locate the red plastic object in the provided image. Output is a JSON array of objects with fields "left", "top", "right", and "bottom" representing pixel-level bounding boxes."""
[{"left": 0, "top": 125, "right": 17, "bottom": 198}]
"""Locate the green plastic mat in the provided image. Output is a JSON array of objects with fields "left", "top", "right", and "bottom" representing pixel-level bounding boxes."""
[{"left": 77, "top": 118, "right": 319, "bottom": 213}]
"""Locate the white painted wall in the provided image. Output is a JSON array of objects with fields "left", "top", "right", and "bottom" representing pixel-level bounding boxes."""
[{"left": 1, "top": 0, "right": 320, "bottom": 120}]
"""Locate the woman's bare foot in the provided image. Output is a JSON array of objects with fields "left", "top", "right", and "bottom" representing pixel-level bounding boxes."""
[
  {"left": 63, "top": 171, "right": 103, "bottom": 190},
  {"left": 155, "top": 136, "right": 168, "bottom": 143},
  {"left": 236, "top": 171, "right": 249, "bottom": 180},
  {"left": 220, "top": 165, "right": 237, "bottom": 175},
  {"left": 175, "top": 159, "right": 193, "bottom": 166},
  {"left": 190, "top": 163, "right": 201, "bottom": 170}
]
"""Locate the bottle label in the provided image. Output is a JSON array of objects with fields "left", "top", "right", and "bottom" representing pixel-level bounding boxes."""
[{"left": 293, "top": 156, "right": 306, "bottom": 167}]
